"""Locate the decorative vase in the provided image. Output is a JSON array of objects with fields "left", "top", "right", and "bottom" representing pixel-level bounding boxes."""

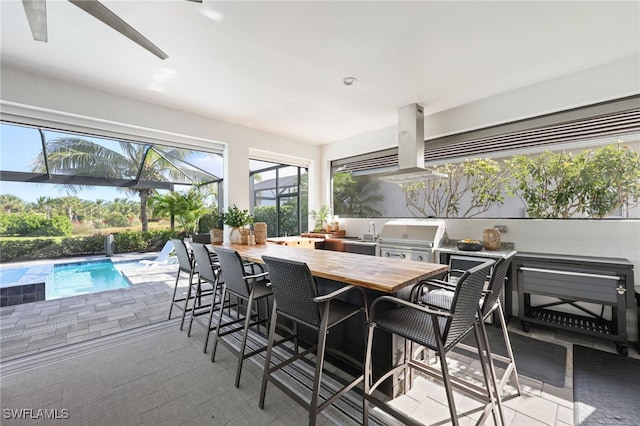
[
  {"left": 254, "top": 222, "right": 267, "bottom": 244},
  {"left": 210, "top": 228, "right": 223, "bottom": 245},
  {"left": 229, "top": 227, "right": 242, "bottom": 244},
  {"left": 240, "top": 228, "right": 250, "bottom": 245},
  {"left": 483, "top": 228, "right": 501, "bottom": 250}
]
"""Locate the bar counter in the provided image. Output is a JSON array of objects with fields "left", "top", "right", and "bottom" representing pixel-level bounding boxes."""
[
  {"left": 210, "top": 242, "right": 448, "bottom": 396},
  {"left": 218, "top": 242, "right": 448, "bottom": 293}
]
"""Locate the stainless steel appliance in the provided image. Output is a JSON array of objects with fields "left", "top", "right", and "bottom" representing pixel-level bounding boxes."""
[{"left": 377, "top": 219, "right": 446, "bottom": 263}]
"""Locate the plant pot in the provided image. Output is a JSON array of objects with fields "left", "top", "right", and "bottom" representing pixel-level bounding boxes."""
[
  {"left": 210, "top": 228, "right": 223, "bottom": 245},
  {"left": 229, "top": 227, "right": 242, "bottom": 244}
]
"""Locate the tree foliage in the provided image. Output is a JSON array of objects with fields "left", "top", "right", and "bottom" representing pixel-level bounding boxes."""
[
  {"left": 148, "top": 189, "right": 209, "bottom": 235},
  {"left": 333, "top": 172, "right": 383, "bottom": 218},
  {"left": 508, "top": 144, "right": 640, "bottom": 218},
  {"left": 401, "top": 158, "right": 509, "bottom": 218},
  {"left": 31, "top": 138, "right": 192, "bottom": 231}
]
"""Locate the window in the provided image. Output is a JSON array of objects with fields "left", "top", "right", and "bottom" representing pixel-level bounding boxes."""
[
  {"left": 250, "top": 160, "right": 308, "bottom": 236},
  {"left": 331, "top": 97, "right": 640, "bottom": 219},
  {"left": 0, "top": 121, "right": 224, "bottom": 232}
]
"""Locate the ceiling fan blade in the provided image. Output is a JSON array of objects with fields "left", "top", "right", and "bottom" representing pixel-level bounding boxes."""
[
  {"left": 67, "top": 0, "right": 168, "bottom": 60},
  {"left": 22, "top": 0, "right": 48, "bottom": 42}
]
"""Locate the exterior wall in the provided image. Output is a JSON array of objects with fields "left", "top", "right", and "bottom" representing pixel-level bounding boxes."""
[{"left": 321, "top": 54, "right": 640, "bottom": 203}]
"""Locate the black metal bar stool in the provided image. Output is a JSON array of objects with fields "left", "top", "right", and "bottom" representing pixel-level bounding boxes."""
[
  {"left": 363, "top": 260, "right": 498, "bottom": 426},
  {"left": 259, "top": 256, "right": 368, "bottom": 426}
]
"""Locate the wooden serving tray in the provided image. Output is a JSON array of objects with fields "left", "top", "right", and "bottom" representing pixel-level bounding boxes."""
[{"left": 301, "top": 230, "right": 346, "bottom": 238}]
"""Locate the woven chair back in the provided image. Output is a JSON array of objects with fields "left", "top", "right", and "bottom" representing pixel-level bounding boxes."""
[
  {"left": 481, "top": 251, "right": 517, "bottom": 317},
  {"left": 262, "top": 256, "right": 321, "bottom": 328},
  {"left": 171, "top": 238, "right": 194, "bottom": 274},
  {"left": 443, "top": 260, "right": 495, "bottom": 348},
  {"left": 191, "top": 243, "right": 217, "bottom": 284},
  {"left": 213, "top": 247, "right": 251, "bottom": 298}
]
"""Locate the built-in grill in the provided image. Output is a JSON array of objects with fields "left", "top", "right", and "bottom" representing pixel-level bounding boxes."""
[{"left": 377, "top": 219, "right": 446, "bottom": 263}]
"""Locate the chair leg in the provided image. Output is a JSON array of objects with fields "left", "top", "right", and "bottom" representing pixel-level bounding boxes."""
[
  {"left": 180, "top": 270, "right": 195, "bottom": 331},
  {"left": 211, "top": 285, "right": 227, "bottom": 362},
  {"left": 259, "top": 303, "right": 279, "bottom": 409},
  {"left": 432, "top": 319, "right": 459, "bottom": 426},
  {"left": 497, "top": 302, "right": 522, "bottom": 395},
  {"left": 187, "top": 277, "right": 203, "bottom": 337},
  {"left": 309, "top": 307, "right": 330, "bottom": 426},
  {"left": 202, "top": 281, "right": 221, "bottom": 353},
  {"left": 473, "top": 321, "right": 503, "bottom": 426},
  {"left": 477, "top": 317, "right": 506, "bottom": 426},
  {"left": 234, "top": 291, "right": 256, "bottom": 388},
  {"left": 363, "top": 324, "right": 376, "bottom": 426},
  {"left": 168, "top": 270, "right": 181, "bottom": 320}
]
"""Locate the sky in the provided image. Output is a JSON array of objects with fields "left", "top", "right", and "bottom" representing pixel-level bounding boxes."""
[{"left": 0, "top": 123, "right": 223, "bottom": 204}]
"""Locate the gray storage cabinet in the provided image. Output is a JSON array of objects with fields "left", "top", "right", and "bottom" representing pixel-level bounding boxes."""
[{"left": 514, "top": 252, "right": 634, "bottom": 356}]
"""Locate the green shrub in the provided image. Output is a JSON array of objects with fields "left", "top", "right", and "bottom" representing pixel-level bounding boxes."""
[
  {"left": 0, "top": 229, "right": 182, "bottom": 262},
  {"left": 0, "top": 213, "right": 72, "bottom": 237},
  {"left": 103, "top": 212, "right": 129, "bottom": 227}
]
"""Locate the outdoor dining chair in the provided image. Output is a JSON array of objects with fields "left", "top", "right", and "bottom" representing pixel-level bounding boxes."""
[
  {"left": 209, "top": 246, "right": 275, "bottom": 388},
  {"left": 187, "top": 243, "right": 233, "bottom": 353},
  {"left": 168, "top": 238, "right": 214, "bottom": 330},
  {"left": 363, "top": 260, "right": 498, "bottom": 426},
  {"left": 260, "top": 256, "right": 368, "bottom": 426},
  {"left": 420, "top": 250, "right": 521, "bottom": 402}
]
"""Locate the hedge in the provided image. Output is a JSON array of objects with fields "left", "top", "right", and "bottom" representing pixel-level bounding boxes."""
[
  {"left": 0, "top": 229, "right": 182, "bottom": 262},
  {"left": 0, "top": 213, "right": 73, "bottom": 237}
]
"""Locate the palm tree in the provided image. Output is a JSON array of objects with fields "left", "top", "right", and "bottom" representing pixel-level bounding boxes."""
[
  {"left": 149, "top": 189, "right": 208, "bottom": 235},
  {"left": 32, "top": 138, "right": 194, "bottom": 231},
  {"left": 0, "top": 194, "right": 26, "bottom": 213},
  {"left": 333, "top": 172, "right": 383, "bottom": 217}
]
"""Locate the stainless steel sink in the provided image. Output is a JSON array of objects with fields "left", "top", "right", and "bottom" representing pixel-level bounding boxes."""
[{"left": 362, "top": 233, "right": 379, "bottom": 242}]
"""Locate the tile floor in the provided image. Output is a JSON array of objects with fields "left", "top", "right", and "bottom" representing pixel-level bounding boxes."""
[{"left": 1, "top": 254, "right": 638, "bottom": 425}]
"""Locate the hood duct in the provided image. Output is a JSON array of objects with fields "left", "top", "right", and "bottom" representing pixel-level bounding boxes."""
[{"left": 378, "top": 103, "right": 447, "bottom": 184}]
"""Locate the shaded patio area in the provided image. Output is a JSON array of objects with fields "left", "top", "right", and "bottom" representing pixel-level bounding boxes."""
[{"left": 1, "top": 254, "right": 639, "bottom": 425}]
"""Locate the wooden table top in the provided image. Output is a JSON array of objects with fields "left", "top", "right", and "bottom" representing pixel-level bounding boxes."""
[{"left": 210, "top": 243, "right": 448, "bottom": 293}]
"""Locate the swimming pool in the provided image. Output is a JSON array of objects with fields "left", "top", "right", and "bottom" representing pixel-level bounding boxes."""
[
  {"left": 1, "top": 260, "right": 136, "bottom": 306},
  {"left": 46, "top": 260, "right": 131, "bottom": 300}
]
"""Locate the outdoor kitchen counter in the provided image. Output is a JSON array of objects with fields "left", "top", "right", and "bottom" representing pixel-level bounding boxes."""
[
  {"left": 216, "top": 242, "right": 448, "bottom": 293},
  {"left": 436, "top": 245, "right": 514, "bottom": 259}
]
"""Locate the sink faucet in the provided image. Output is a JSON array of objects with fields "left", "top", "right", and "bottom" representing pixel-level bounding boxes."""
[{"left": 369, "top": 221, "right": 376, "bottom": 236}]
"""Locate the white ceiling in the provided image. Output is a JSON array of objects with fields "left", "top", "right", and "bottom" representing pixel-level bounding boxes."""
[{"left": 1, "top": 1, "right": 639, "bottom": 145}]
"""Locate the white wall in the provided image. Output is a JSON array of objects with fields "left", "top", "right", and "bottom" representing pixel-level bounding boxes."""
[
  {"left": 0, "top": 64, "right": 322, "bottom": 237},
  {"left": 321, "top": 55, "right": 640, "bottom": 203}
]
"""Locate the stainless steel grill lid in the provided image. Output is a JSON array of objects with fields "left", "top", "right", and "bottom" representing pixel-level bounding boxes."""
[{"left": 378, "top": 219, "right": 446, "bottom": 248}]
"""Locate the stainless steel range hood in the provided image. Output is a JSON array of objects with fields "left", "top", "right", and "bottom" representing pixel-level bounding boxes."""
[{"left": 378, "top": 103, "right": 447, "bottom": 184}]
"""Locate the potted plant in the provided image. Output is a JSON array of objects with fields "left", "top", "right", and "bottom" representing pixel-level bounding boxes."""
[
  {"left": 310, "top": 204, "right": 331, "bottom": 232},
  {"left": 207, "top": 207, "right": 225, "bottom": 244},
  {"left": 223, "top": 204, "right": 254, "bottom": 243}
]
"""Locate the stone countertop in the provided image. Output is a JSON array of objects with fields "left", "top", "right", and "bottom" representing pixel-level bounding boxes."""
[
  {"left": 436, "top": 244, "right": 514, "bottom": 258},
  {"left": 267, "top": 236, "right": 325, "bottom": 243},
  {"left": 341, "top": 239, "right": 379, "bottom": 247}
]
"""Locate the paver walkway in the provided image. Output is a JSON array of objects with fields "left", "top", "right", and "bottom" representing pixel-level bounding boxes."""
[{"left": 0, "top": 254, "right": 184, "bottom": 360}]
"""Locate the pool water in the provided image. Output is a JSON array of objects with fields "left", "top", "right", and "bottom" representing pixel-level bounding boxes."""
[
  {"left": 47, "top": 261, "right": 131, "bottom": 300},
  {"left": 0, "top": 268, "right": 29, "bottom": 287}
]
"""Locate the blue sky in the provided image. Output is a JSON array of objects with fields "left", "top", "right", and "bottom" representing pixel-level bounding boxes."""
[{"left": 0, "top": 123, "right": 222, "bottom": 204}]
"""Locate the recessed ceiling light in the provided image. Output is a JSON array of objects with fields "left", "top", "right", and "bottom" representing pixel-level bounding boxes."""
[{"left": 342, "top": 77, "right": 358, "bottom": 86}]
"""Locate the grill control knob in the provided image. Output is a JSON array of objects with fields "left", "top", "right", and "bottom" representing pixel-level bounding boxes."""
[
  {"left": 417, "top": 256, "right": 423, "bottom": 261},
  {"left": 384, "top": 252, "right": 390, "bottom": 257},
  {"left": 401, "top": 254, "right": 406, "bottom": 259}
]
